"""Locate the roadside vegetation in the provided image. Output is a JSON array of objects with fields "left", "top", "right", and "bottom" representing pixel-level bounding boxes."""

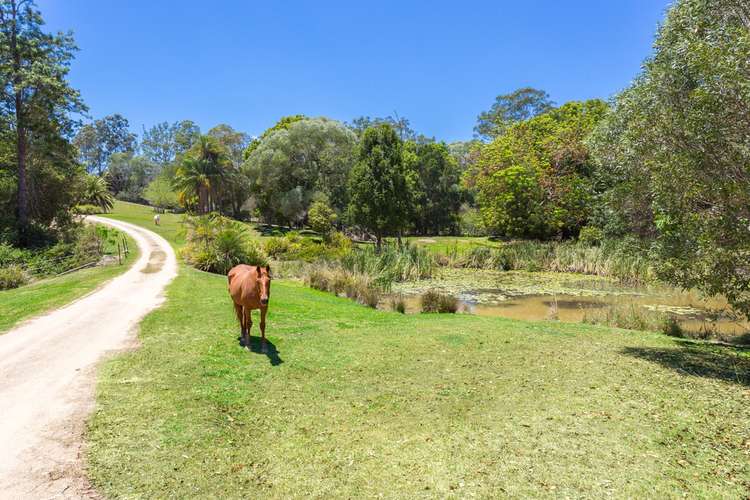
[{"left": 0, "top": 228, "right": 137, "bottom": 332}]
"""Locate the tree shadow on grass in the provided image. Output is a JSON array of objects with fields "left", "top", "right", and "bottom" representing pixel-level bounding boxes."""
[
  {"left": 622, "top": 341, "right": 750, "bottom": 387},
  {"left": 238, "top": 336, "right": 283, "bottom": 366}
]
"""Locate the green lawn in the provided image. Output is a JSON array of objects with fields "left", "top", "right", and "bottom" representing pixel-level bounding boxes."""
[
  {"left": 104, "top": 200, "right": 187, "bottom": 248},
  {"left": 403, "top": 235, "right": 500, "bottom": 254},
  {"left": 86, "top": 204, "right": 750, "bottom": 498},
  {"left": 0, "top": 229, "right": 138, "bottom": 333}
]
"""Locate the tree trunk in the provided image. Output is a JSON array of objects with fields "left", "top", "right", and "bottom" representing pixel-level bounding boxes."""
[{"left": 16, "top": 119, "right": 29, "bottom": 243}]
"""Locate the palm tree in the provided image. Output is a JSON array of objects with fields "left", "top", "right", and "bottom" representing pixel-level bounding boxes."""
[
  {"left": 173, "top": 136, "right": 229, "bottom": 214},
  {"left": 81, "top": 175, "right": 115, "bottom": 212}
]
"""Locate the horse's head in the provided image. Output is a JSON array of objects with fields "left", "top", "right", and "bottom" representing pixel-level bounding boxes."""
[{"left": 256, "top": 265, "right": 272, "bottom": 306}]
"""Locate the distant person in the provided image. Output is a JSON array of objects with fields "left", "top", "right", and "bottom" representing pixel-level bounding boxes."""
[{"left": 153, "top": 214, "right": 160, "bottom": 226}]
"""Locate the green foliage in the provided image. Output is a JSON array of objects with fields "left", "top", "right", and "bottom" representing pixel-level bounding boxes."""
[
  {"left": 105, "top": 153, "right": 156, "bottom": 202},
  {"left": 0, "top": 0, "right": 87, "bottom": 242},
  {"left": 244, "top": 117, "right": 355, "bottom": 225},
  {"left": 173, "top": 135, "right": 230, "bottom": 214},
  {"left": 578, "top": 226, "right": 603, "bottom": 246},
  {"left": 458, "top": 205, "right": 486, "bottom": 236},
  {"left": 347, "top": 124, "right": 415, "bottom": 244},
  {"left": 474, "top": 87, "right": 554, "bottom": 141},
  {"left": 474, "top": 99, "right": 609, "bottom": 239},
  {"left": 80, "top": 175, "right": 115, "bottom": 212},
  {"left": 307, "top": 200, "right": 337, "bottom": 235},
  {"left": 0, "top": 264, "right": 28, "bottom": 290},
  {"left": 73, "top": 114, "right": 137, "bottom": 176},
  {"left": 420, "top": 290, "right": 458, "bottom": 313},
  {"left": 590, "top": 0, "right": 750, "bottom": 315},
  {"left": 181, "top": 214, "right": 266, "bottom": 274},
  {"left": 406, "top": 141, "right": 463, "bottom": 235},
  {"left": 263, "top": 230, "right": 352, "bottom": 262},
  {"left": 142, "top": 176, "right": 178, "bottom": 211},
  {"left": 74, "top": 204, "right": 104, "bottom": 215},
  {"left": 243, "top": 114, "right": 305, "bottom": 160}
]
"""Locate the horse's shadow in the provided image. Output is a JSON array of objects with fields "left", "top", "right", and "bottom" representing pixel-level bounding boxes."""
[{"left": 238, "top": 336, "right": 283, "bottom": 366}]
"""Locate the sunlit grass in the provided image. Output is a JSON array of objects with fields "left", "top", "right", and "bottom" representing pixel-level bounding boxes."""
[{"left": 0, "top": 230, "right": 138, "bottom": 332}]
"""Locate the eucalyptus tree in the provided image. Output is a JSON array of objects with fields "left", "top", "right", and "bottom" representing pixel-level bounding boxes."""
[
  {"left": 474, "top": 87, "right": 554, "bottom": 141},
  {"left": 73, "top": 114, "right": 137, "bottom": 175},
  {"left": 0, "top": 0, "right": 85, "bottom": 242}
]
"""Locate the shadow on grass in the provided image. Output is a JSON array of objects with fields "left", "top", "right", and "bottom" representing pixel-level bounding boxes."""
[
  {"left": 238, "top": 336, "right": 283, "bottom": 366},
  {"left": 622, "top": 342, "right": 750, "bottom": 387}
]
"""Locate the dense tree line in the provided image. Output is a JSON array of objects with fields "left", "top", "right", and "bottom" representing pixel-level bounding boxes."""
[{"left": 2, "top": 0, "right": 749, "bottom": 314}]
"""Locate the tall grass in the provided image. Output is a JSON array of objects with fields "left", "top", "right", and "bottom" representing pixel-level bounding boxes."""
[
  {"left": 304, "top": 265, "right": 381, "bottom": 308},
  {"left": 581, "top": 302, "right": 682, "bottom": 336},
  {"left": 451, "top": 239, "right": 653, "bottom": 284},
  {"left": 341, "top": 243, "right": 434, "bottom": 289}
]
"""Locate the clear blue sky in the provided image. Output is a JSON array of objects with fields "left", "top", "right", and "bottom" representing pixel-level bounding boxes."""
[{"left": 38, "top": 0, "right": 671, "bottom": 142}]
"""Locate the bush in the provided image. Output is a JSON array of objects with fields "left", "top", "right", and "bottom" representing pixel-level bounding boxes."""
[
  {"left": 182, "top": 215, "right": 268, "bottom": 274},
  {"left": 578, "top": 226, "right": 603, "bottom": 246},
  {"left": 0, "top": 265, "right": 28, "bottom": 290},
  {"left": 74, "top": 204, "right": 104, "bottom": 215},
  {"left": 421, "top": 290, "right": 459, "bottom": 313}
]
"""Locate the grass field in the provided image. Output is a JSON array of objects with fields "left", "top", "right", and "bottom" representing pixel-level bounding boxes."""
[
  {"left": 86, "top": 203, "right": 750, "bottom": 498},
  {"left": 0, "top": 229, "right": 138, "bottom": 333}
]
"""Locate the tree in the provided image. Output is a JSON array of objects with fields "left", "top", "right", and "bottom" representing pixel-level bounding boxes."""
[
  {"left": 243, "top": 117, "right": 356, "bottom": 226},
  {"left": 173, "top": 135, "right": 229, "bottom": 214},
  {"left": 308, "top": 199, "right": 337, "bottom": 236},
  {"left": 73, "top": 114, "right": 136, "bottom": 175},
  {"left": 105, "top": 153, "right": 155, "bottom": 201},
  {"left": 143, "top": 176, "right": 178, "bottom": 212},
  {"left": 0, "top": 0, "right": 85, "bottom": 242},
  {"left": 475, "top": 99, "right": 608, "bottom": 238},
  {"left": 406, "top": 141, "right": 463, "bottom": 235},
  {"left": 208, "top": 124, "right": 251, "bottom": 217},
  {"left": 173, "top": 120, "right": 200, "bottom": 157},
  {"left": 348, "top": 115, "right": 417, "bottom": 141},
  {"left": 348, "top": 123, "right": 415, "bottom": 247},
  {"left": 243, "top": 114, "right": 304, "bottom": 160},
  {"left": 79, "top": 174, "right": 114, "bottom": 212},
  {"left": 590, "top": 0, "right": 750, "bottom": 315},
  {"left": 141, "top": 121, "right": 177, "bottom": 166},
  {"left": 474, "top": 87, "right": 554, "bottom": 141}
]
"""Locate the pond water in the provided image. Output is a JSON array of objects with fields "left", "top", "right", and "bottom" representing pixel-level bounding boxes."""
[{"left": 387, "top": 269, "right": 749, "bottom": 337}]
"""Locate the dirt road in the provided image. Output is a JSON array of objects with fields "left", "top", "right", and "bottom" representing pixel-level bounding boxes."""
[{"left": 0, "top": 217, "right": 177, "bottom": 498}]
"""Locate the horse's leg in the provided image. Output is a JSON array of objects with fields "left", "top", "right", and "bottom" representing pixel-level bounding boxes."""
[
  {"left": 244, "top": 308, "right": 253, "bottom": 349},
  {"left": 260, "top": 307, "right": 268, "bottom": 353},
  {"left": 234, "top": 303, "right": 245, "bottom": 344}
]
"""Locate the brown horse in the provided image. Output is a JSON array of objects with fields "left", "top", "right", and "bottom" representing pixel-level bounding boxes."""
[{"left": 228, "top": 264, "right": 272, "bottom": 351}]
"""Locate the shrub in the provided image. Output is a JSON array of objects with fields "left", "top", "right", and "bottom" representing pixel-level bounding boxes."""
[
  {"left": 182, "top": 215, "right": 268, "bottom": 274},
  {"left": 0, "top": 265, "right": 28, "bottom": 290},
  {"left": 74, "top": 204, "right": 103, "bottom": 215},
  {"left": 264, "top": 237, "right": 292, "bottom": 259},
  {"left": 578, "top": 226, "right": 603, "bottom": 246},
  {"left": 421, "top": 290, "right": 459, "bottom": 313}
]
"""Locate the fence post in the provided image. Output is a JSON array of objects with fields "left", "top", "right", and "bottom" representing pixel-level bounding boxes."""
[{"left": 117, "top": 241, "right": 122, "bottom": 265}]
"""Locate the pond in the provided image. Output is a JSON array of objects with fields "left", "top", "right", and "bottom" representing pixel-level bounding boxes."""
[{"left": 387, "top": 269, "right": 749, "bottom": 337}]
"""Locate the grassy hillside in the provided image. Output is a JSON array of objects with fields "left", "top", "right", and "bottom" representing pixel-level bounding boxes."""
[
  {"left": 0, "top": 230, "right": 138, "bottom": 333},
  {"left": 86, "top": 203, "right": 750, "bottom": 498}
]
